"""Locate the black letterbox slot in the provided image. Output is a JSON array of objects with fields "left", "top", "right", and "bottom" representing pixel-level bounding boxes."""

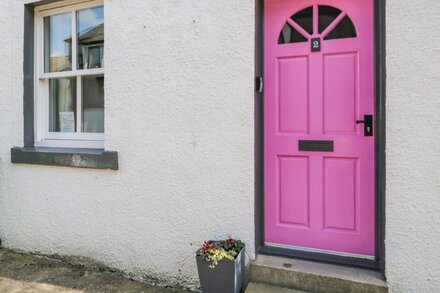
[{"left": 298, "top": 140, "right": 334, "bottom": 152}]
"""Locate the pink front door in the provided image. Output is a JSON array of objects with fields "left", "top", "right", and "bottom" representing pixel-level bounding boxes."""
[{"left": 264, "top": 0, "right": 375, "bottom": 256}]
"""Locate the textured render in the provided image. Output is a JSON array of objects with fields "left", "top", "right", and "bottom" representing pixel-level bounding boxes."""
[
  {"left": 1, "top": 0, "right": 440, "bottom": 292},
  {"left": 0, "top": 0, "right": 255, "bottom": 290},
  {"left": 385, "top": 0, "right": 440, "bottom": 292}
]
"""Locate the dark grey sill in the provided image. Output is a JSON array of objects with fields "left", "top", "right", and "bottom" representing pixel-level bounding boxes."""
[{"left": 11, "top": 147, "right": 118, "bottom": 170}]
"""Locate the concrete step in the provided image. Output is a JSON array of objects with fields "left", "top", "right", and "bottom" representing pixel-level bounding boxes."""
[
  {"left": 246, "top": 283, "right": 307, "bottom": 293},
  {"left": 249, "top": 255, "right": 388, "bottom": 293}
]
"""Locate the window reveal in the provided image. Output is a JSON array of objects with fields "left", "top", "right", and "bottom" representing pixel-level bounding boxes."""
[{"left": 36, "top": 1, "right": 104, "bottom": 148}]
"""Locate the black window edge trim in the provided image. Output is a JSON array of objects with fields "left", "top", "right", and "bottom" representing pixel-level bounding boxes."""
[
  {"left": 21, "top": 1, "right": 118, "bottom": 171},
  {"left": 11, "top": 147, "right": 119, "bottom": 170}
]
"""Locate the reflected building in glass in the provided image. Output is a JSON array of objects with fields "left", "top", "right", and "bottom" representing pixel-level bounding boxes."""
[{"left": 77, "top": 22, "right": 104, "bottom": 69}]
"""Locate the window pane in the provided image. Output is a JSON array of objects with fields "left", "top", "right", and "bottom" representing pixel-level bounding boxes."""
[
  {"left": 77, "top": 6, "right": 104, "bottom": 70},
  {"left": 278, "top": 23, "right": 308, "bottom": 44},
  {"left": 49, "top": 78, "right": 77, "bottom": 132},
  {"left": 291, "top": 6, "right": 313, "bottom": 35},
  {"left": 44, "top": 13, "right": 72, "bottom": 72},
  {"left": 319, "top": 5, "right": 342, "bottom": 34},
  {"left": 324, "top": 15, "right": 357, "bottom": 40},
  {"left": 82, "top": 76, "right": 104, "bottom": 133}
]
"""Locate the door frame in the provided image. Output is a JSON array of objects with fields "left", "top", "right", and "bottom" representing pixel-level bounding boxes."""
[{"left": 254, "top": 0, "right": 386, "bottom": 272}]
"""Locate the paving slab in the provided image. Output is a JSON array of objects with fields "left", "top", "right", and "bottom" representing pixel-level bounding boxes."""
[{"left": 0, "top": 248, "right": 190, "bottom": 293}]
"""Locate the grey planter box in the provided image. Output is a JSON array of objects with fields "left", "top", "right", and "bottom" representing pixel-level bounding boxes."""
[{"left": 196, "top": 246, "right": 245, "bottom": 293}]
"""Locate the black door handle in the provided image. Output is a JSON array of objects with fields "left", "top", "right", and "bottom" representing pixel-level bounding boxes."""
[{"left": 356, "top": 115, "right": 373, "bottom": 136}]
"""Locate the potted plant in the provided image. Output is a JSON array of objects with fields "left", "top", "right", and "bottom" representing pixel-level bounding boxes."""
[{"left": 195, "top": 236, "right": 245, "bottom": 293}]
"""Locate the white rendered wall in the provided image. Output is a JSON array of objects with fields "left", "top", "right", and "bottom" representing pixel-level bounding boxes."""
[
  {"left": 1, "top": 0, "right": 440, "bottom": 292},
  {"left": 0, "top": 0, "right": 255, "bottom": 289},
  {"left": 385, "top": 0, "right": 440, "bottom": 292}
]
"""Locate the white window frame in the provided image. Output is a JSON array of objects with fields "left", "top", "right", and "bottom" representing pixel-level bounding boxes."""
[{"left": 35, "top": 0, "right": 104, "bottom": 149}]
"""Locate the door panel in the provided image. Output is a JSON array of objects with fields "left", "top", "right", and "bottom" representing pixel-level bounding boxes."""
[
  {"left": 323, "top": 157, "right": 358, "bottom": 232},
  {"left": 323, "top": 53, "right": 358, "bottom": 134},
  {"left": 279, "top": 156, "right": 310, "bottom": 227},
  {"left": 264, "top": 0, "right": 375, "bottom": 256},
  {"left": 278, "top": 57, "right": 309, "bottom": 133}
]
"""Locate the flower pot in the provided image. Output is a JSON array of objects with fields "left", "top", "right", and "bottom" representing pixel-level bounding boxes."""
[{"left": 196, "top": 246, "right": 245, "bottom": 293}]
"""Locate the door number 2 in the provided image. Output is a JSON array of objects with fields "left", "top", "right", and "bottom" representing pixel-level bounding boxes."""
[{"left": 311, "top": 38, "right": 321, "bottom": 52}]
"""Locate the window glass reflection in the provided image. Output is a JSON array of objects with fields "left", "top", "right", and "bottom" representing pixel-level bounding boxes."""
[
  {"left": 44, "top": 13, "right": 72, "bottom": 72},
  {"left": 77, "top": 6, "right": 104, "bottom": 69}
]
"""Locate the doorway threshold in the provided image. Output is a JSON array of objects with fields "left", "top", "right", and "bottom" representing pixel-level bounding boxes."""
[
  {"left": 249, "top": 254, "right": 388, "bottom": 293},
  {"left": 259, "top": 244, "right": 380, "bottom": 270},
  {"left": 265, "top": 242, "right": 375, "bottom": 260}
]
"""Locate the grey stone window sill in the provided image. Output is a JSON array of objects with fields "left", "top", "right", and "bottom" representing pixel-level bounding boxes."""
[{"left": 11, "top": 147, "right": 118, "bottom": 170}]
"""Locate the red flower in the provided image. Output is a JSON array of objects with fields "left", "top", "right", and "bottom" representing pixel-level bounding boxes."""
[{"left": 202, "top": 241, "right": 211, "bottom": 250}]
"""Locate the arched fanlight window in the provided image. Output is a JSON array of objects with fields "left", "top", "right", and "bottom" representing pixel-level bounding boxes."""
[{"left": 278, "top": 5, "right": 357, "bottom": 45}]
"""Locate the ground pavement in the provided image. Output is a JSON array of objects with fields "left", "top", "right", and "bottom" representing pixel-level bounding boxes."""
[{"left": 0, "top": 248, "right": 190, "bottom": 293}]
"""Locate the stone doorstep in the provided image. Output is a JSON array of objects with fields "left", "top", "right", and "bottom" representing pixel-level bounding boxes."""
[
  {"left": 246, "top": 282, "right": 307, "bottom": 293},
  {"left": 249, "top": 255, "right": 388, "bottom": 293}
]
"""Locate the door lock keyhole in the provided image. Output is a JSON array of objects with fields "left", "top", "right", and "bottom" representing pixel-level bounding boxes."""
[{"left": 356, "top": 115, "right": 373, "bottom": 136}]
